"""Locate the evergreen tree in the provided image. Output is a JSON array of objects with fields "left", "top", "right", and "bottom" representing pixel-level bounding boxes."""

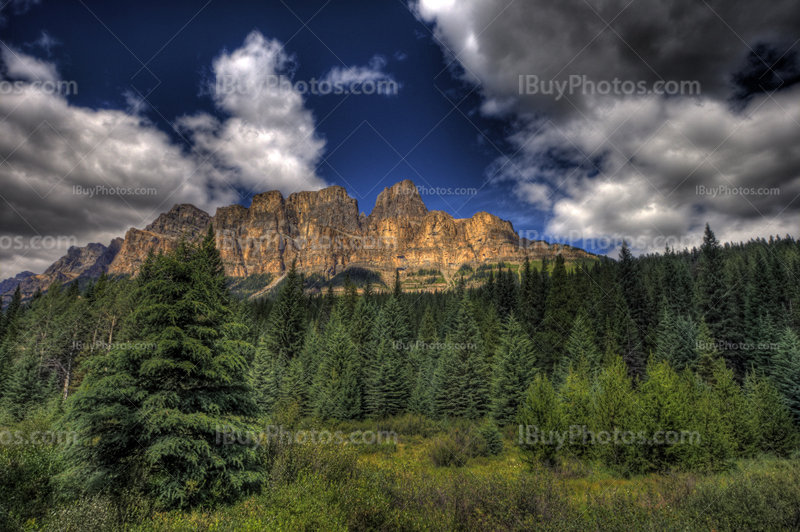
[
  {"left": 313, "top": 313, "right": 361, "bottom": 420},
  {"left": 743, "top": 371, "right": 798, "bottom": 457},
  {"left": 251, "top": 337, "right": 284, "bottom": 414},
  {"left": 536, "top": 254, "right": 575, "bottom": 373},
  {"left": 653, "top": 307, "right": 697, "bottom": 371},
  {"left": 695, "top": 319, "right": 723, "bottom": 385},
  {"left": 555, "top": 307, "right": 601, "bottom": 385},
  {"left": 695, "top": 225, "right": 735, "bottom": 368},
  {"left": 263, "top": 260, "right": 306, "bottom": 361},
  {"left": 432, "top": 295, "right": 489, "bottom": 418},
  {"left": 60, "top": 232, "right": 262, "bottom": 508},
  {"left": 618, "top": 241, "right": 651, "bottom": 350},
  {"left": 491, "top": 315, "right": 536, "bottom": 425},
  {"left": 517, "top": 374, "right": 565, "bottom": 467},
  {"left": 771, "top": 327, "right": 800, "bottom": 424},
  {"left": 3, "top": 355, "right": 52, "bottom": 420}
]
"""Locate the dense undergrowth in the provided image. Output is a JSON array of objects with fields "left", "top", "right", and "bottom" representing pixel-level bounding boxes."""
[{"left": 4, "top": 408, "right": 800, "bottom": 532}]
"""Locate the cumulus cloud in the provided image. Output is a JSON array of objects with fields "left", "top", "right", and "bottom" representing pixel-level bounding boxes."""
[
  {"left": 0, "top": 31, "right": 328, "bottom": 276},
  {"left": 416, "top": 0, "right": 800, "bottom": 256}
]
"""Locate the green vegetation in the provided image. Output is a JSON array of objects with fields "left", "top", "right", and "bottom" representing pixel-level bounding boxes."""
[{"left": 3, "top": 224, "right": 800, "bottom": 529}]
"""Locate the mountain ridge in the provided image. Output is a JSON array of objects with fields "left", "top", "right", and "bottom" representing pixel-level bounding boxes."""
[{"left": 2, "top": 180, "right": 595, "bottom": 302}]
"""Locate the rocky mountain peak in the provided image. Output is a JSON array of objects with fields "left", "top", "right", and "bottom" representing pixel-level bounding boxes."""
[
  {"left": 145, "top": 204, "right": 211, "bottom": 239},
  {"left": 368, "top": 180, "right": 428, "bottom": 222}
]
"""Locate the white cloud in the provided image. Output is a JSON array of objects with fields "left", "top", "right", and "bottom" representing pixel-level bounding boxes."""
[
  {"left": 415, "top": 0, "right": 800, "bottom": 256},
  {"left": 1, "top": 44, "right": 58, "bottom": 82},
  {"left": 319, "top": 55, "right": 399, "bottom": 95},
  {"left": 0, "top": 31, "right": 329, "bottom": 276}
]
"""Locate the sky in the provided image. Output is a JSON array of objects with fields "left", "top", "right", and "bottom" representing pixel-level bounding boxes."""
[{"left": 1, "top": 0, "right": 799, "bottom": 277}]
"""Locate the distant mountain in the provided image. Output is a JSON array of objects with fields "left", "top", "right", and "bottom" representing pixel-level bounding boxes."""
[
  {"left": 1, "top": 239, "right": 123, "bottom": 305},
  {"left": 2, "top": 180, "right": 595, "bottom": 301}
]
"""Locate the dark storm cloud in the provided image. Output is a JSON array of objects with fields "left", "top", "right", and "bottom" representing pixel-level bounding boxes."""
[{"left": 416, "top": 0, "right": 800, "bottom": 255}]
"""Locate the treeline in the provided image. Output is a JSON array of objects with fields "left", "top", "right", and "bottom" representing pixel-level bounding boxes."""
[{"left": 1, "top": 224, "right": 800, "bottom": 506}]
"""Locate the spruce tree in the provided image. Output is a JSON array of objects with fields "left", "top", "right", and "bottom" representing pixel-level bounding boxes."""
[
  {"left": 3, "top": 355, "right": 52, "bottom": 421},
  {"left": 313, "top": 313, "right": 361, "bottom": 420},
  {"left": 432, "top": 294, "right": 489, "bottom": 418},
  {"left": 695, "top": 319, "right": 723, "bottom": 385},
  {"left": 263, "top": 260, "right": 306, "bottom": 361},
  {"left": 491, "top": 314, "right": 536, "bottom": 425},
  {"left": 695, "top": 225, "right": 735, "bottom": 367},
  {"left": 772, "top": 327, "right": 800, "bottom": 423},
  {"left": 536, "top": 254, "right": 575, "bottom": 373},
  {"left": 743, "top": 371, "right": 798, "bottom": 457},
  {"left": 60, "top": 231, "right": 262, "bottom": 508},
  {"left": 517, "top": 374, "right": 565, "bottom": 467},
  {"left": 555, "top": 307, "right": 601, "bottom": 385}
]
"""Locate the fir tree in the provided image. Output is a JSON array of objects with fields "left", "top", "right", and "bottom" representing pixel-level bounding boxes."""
[
  {"left": 536, "top": 254, "right": 575, "bottom": 373},
  {"left": 771, "top": 327, "right": 800, "bottom": 424},
  {"left": 491, "top": 315, "right": 536, "bottom": 425},
  {"left": 432, "top": 294, "right": 489, "bottom": 419},
  {"left": 695, "top": 319, "right": 723, "bottom": 385},
  {"left": 263, "top": 260, "right": 306, "bottom": 361},
  {"left": 3, "top": 355, "right": 52, "bottom": 421},
  {"left": 555, "top": 307, "right": 601, "bottom": 385},
  {"left": 313, "top": 313, "right": 362, "bottom": 420},
  {"left": 695, "top": 225, "right": 735, "bottom": 367},
  {"left": 517, "top": 374, "right": 565, "bottom": 467},
  {"left": 743, "top": 371, "right": 798, "bottom": 457},
  {"left": 60, "top": 232, "right": 262, "bottom": 508}
]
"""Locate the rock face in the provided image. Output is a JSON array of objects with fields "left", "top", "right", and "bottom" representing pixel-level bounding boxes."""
[
  {"left": 107, "top": 179, "right": 593, "bottom": 284},
  {"left": 3, "top": 180, "right": 595, "bottom": 301},
  {"left": 1, "top": 239, "right": 123, "bottom": 304}
]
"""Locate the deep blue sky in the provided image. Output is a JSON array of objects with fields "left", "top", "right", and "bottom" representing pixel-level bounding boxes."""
[
  {"left": 2, "top": 0, "right": 799, "bottom": 276},
  {"left": 1, "top": 0, "right": 541, "bottom": 226}
]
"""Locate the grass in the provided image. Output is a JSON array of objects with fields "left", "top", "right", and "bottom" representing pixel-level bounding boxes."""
[{"left": 5, "top": 412, "right": 800, "bottom": 531}]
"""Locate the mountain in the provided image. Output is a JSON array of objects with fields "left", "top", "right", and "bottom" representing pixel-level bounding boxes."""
[
  {"left": 0, "top": 239, "right": 123, "bottom": 305},
  {"left": 2, "top": 180, "right": 595, "bottom": 300}
]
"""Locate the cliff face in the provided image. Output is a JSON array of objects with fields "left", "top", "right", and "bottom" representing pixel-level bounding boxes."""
[
  {"left": 3, "top": 180, "right": 594, "bottom": 301},
  {"left": 107, "top": 179, "right": 593, "bottom": 282}
]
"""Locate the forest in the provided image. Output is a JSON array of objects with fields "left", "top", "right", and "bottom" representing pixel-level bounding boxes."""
[{"left": 2, "top": 224, "right": 800, "bottom": 531}]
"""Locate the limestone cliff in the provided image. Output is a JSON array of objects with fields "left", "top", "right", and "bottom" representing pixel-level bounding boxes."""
[
  {"left": 107, "top": 179, "right": 593, "bottom": 285},
  {"left": 3, "top": 180, "right": 595, "bottom": 300}
]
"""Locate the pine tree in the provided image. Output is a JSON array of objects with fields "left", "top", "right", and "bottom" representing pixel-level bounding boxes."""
[
  {"left": 491, "top": 315, "right": 536, "bottom": 425},
  {"left": 536, "top": 254, "right": 575, "bottom": 373},
  {"left": 771, "top": 327, "right": 800, "bottom": 424},
  {"left": 653, "top": 307, "right": 697, "bottom": 371},
  {"left": 591, "top": 356, "right": 638, "bottom": 468},
  {"left": 695, "top": 225, "right": 735, "bottom": 367},
  {"left": 264, "top": 260, "right": 306, "bottom": 361},
  {"left": 0, "top": 285, "right": 23, "bottom": 395},
  {"left": 618, "top": 241, "right": 651, "bottom": 350},
  {"left": 251, "top": 337, "right": 284, "bottom": 414},
  {"left": 60, "top": 231, "right": 262, "bottom": 508},
  {"left": 432, "top": 294, "right": 489, "bottom": 419},
  {"left": 313, "top": 313, "right": 361, "bottom": 420},
  {"left": 744, "top": 371, "right": 798, "bottom": 457},
  {"left": 555, "top": 307, "right": 601, "bottom": 385},
  {"left": 695, "top": 319, "right": 723, "bottom": 385},
  {"left": 3, "top": 355, "right": 52, "bottom": 420},
  {"left": 517, "top": 374, "right": 565, "bottom": 467},
  {"left": 364, "top": 336, "right": 405, "bottom": 418}
]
